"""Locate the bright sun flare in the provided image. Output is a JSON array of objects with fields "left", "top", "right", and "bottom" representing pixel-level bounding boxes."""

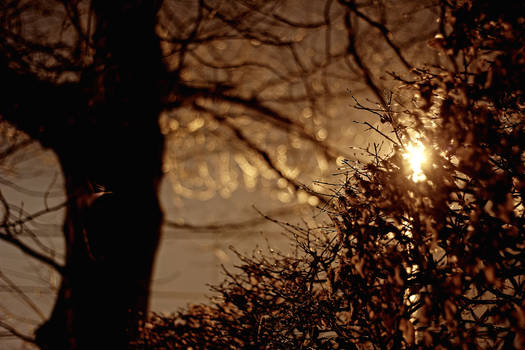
[{"left": 403, "top": 141, "right": 427, "bottom": 182}]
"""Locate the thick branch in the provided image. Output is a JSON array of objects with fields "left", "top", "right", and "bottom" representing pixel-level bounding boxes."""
[
  {"left": 340, "top": 0, "right": 412, "bottom": 70},
  {"left": 165, "top": 204, "right": 303, "bottom": 233},
  {"left": 0, "top": 63, "right": 83, "bottom": 149},
  {"left": 165, "top": 83, "right": 346, "bottom": 162},
  {"left": 0, "top": 233, "right": 65, "bottom": 274}
]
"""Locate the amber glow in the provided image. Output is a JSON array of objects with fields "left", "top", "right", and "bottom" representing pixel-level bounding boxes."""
[{"left": 403, "top": 141, "right": 427, "bottom": 182}]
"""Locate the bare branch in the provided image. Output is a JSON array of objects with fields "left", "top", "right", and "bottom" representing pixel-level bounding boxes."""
[{"left": 0, "top": 320, "right": 36, "bottom": 344}]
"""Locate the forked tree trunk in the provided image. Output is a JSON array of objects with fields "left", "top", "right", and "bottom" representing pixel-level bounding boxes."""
[{"left": 33, "top": 1, "right": 165, "bottom": 348}]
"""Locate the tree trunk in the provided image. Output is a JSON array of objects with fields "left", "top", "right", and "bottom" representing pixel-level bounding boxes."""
[{"left": 34, "top": 1, "right": 165, "bottom": 348}]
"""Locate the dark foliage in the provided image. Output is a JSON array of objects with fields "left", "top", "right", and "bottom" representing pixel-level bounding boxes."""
[{"left": 136, "top": 1, "right": 525, "bottom": 348}]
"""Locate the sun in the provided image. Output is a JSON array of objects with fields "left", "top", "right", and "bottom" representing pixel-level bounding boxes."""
[{"left": 403, "top": 141, "right": 427, "bottom": 182}]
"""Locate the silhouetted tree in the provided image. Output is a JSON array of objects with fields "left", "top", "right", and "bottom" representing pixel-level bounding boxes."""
[
  {"left": 136, "top": 0, "right": 525, "bottom": 348},
  {"left": 2, "top": 1, "right": 164, "bottom": 348}
]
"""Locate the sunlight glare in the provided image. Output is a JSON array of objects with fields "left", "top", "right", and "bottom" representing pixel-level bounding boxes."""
[{"left": 403, "top": 141, "right": 427, "bottom": 182}]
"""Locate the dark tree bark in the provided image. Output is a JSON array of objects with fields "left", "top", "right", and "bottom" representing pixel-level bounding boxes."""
[{"left": 2, "top": 1, "right": 165, "bottom": 349}]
